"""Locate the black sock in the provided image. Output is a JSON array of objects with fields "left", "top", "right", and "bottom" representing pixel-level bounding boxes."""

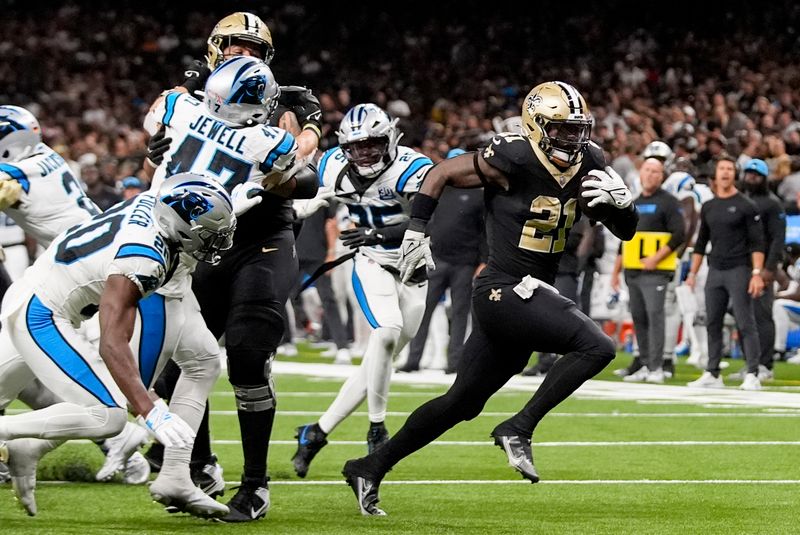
[
  {"left": 240, "top": 407, "right": 276, "bottom": 485},
  {"left": 369, "top": 421, "right": 385, "bottom": 430},
  {"left": 190, "top": 403, "right": 213, "bottom": 469},
  {"left": 495, "top": 352, "right": 612, "bottom": 438}
]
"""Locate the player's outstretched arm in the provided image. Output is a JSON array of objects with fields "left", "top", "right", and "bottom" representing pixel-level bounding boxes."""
[{"left": 98, "top": 275, "right": 154, "bottom": 418}]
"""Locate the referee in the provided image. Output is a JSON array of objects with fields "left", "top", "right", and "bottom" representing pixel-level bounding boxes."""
[
  {"left": 611, "top": 158, "right": 685, "bottom": 383},
  {"left": 686, "top": 154, "right": 765, "bottom": 390}
]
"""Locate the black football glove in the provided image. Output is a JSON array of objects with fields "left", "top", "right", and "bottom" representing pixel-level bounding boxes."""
[
  {"left": 181, "top": 60, "right": 211, "bottom": 96},
  {"left": 278, "top": 85, "right": 322, "bottom": 136},
  {"left": 146, "top": 127, "right": 172, "bottom": 167},
  {"left": 341, "top": 227, "right": 385, "bottom": 249}
]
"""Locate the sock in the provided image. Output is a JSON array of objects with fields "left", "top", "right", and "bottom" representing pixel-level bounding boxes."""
[
  {"left": 190, "top": 404, "right": 212, "bottom": 469},
  {"left": 240, "top": 407, "right": 276, "bottom": 485},
  {"left": 160, "top": 445, "right": 192, "bottom": 482}
]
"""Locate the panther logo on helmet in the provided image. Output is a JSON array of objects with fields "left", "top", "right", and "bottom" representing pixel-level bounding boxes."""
[
  {"left": 227, "top": 75, "right": 267, "bottom": 105},
  {"left": 161, "top": 190, "right": 213, "bottom": 223}
]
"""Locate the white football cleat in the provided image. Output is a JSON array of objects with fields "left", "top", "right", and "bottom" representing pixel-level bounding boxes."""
[
  {"left": 645, "top": 369, "right": 665, "bottom": 384},
  {"left": 787, "top": 353, "right": 800, "bottom": 365},
  {"left": 96, "top": 421, "right": 149, "bottom": 482},
  {"left": 333, "top": 348, "right": 352, "bottom": 365},
  {"left": 687, "top": 371, "right": 724, "bottom": 388},
  {"left": 149, "top": 475, "right": 229, "bottom": 519},
  {"left": 123, "top": 452, "right": 151, "bottom": 485},
  {"left": 622, "top": 367, "right": 649, "bottom": 382},
  {"left": 739, "top": 373, "right": 762, "bottom": 391},
  {"left": 1, "top": 439, "right": 43, "bottom": 516}
]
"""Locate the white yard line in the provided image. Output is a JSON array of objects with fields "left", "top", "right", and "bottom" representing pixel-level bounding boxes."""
[
  {"left": 36, "top": 479, "right": 800, "bottom": 486},
  {"left": 212, "top": 439, "right": 800, "bottom": 447},
  {"left": 272, "top": 361, "right": 800, "bottom": 409}
]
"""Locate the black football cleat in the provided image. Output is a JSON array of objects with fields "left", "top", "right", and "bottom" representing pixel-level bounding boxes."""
[
  {"left": 491, "top": 432, "right": 540, "bottom": 483},
  {"left": 292, "top": 423, "right": 328, "bottom": 478},
  {"left": 366, "top": 423, "right": 390, "bottom": 454},
  {"left": 218, "top": 481, "right": 270, "bottom": 523},
  {"left": 342, "top": 459, "right": 386, "bottom": 516}
]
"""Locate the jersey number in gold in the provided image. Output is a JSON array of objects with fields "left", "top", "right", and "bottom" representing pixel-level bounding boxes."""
[{"left": 518, "top": 196, "right": 577, "bottom": 253}]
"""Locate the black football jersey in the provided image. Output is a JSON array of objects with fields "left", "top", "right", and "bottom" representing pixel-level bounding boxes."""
[{"left": 481, "top": 133, "right": 605, "bottom": 284}]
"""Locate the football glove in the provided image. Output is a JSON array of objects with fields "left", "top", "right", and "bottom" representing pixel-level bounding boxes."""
[
  {"left": 181, "top": 59, "right": 211, "bottom": 97},
  {"left": 278, "top": 86, "right": 322, "bottom": 136},
  {"left": 398, "top": 229, "right": 435, "bottom": 284},
  {"left": 146, "top": 127, "right": 172, "bottom": 167},
  {"left": 0, "top": 179, "right": 23, "bottom": 210},
  {"left": 137, "top": 399, "right": 195, "bottom": 449},
  {"left": 341, "top": 227, "right": 386, "bottom": 249},
  {"left": 292, "top": 190, "right": 335, "bottom": 220},
  {"left": 581, "top": 166, "right": 633, "bottom": 209},
  {"left": 231, "top": 182, "right": 264, "bottom": 216}
]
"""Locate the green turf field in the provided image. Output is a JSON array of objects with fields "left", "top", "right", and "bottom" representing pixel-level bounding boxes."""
[{"left": 2, "top": 349, "right": 800, "bottom": 534}]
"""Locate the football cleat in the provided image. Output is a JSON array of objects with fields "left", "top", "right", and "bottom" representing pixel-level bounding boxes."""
[
  {"left": 342, "top": 459, "right": 386, "bottom": 516},
  {"left": 490, "top": 432, "right": 540, "bottom": 483},
  {"left": 96, "top": 421, "right": 149, "bottom": 482},
  {"left": 219, "top": 482, "right": 270, "bottom": 523},
  {"left": 292, "top": 423, "right": 328, "bottom": 478},
  {"left": 739, "top": 373, "right": 762, "bottom": 391},
  {"left": 191, "top": 455, "right": 225, "bottom": 498},
  {"left": 149, "top": 475, "right": 229, "bottom": 519},
  {"left": 622, "top": 366, "right": 650, "bottom": 382},
  {"left": 687, "top": 371, "right": 724, "bottom": 388},
  {"left": 366, "top": 423, "right": 390, "bottom": 454},
  {"left": 1, "top": 439, "right": 43, "bottom": 516},
  {"left": 613, "top": 357, "right": 643, "bottom": 377},
  {"left": 122, "top": 452, "right": 151, "bottom": 485}
]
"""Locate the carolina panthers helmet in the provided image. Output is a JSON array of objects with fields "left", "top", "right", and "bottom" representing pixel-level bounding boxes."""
[
  {"left": 206, "top": 12, "right": 274, "bottom": 69},
  {"left": 336, "top": 103, "right": 401, "bottom": 178},
  {"left": 0, "top": 105, "right": 41, "bottom": 163},
  {"left": 521, "top": 81, "right": 592, "bottom": 166},
  {"left": 204, "top": 56, "right": 280, "bottom": 127},
  {"left": 154, "top": 173, "right": 236, "bottom": 265},
  {"left": 642, "top": 141, "right": 674, "bottom": 164}
]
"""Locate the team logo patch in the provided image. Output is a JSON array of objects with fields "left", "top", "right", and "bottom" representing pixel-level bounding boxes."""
[
  {"left": 489, "top": 288, "right": 502, "bottom": 302},
  {"left": 162, "top": 190, "right": 212, "bottom": 223},
  {"left": 378, "top": 187, "right": 395, "bottom": 200}
]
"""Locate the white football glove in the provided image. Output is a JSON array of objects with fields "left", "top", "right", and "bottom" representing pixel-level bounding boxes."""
[
  {"left": 398, "top": 229, "right": 435, "bottom": 284},
  {"left": 231, "top": 182, "right": 264, "bottom": 216},
  {"left": 137, "top": 399, "right": 195, "bottom": 449},
  {"left": 293, "top": 190, "right": 336, "bottom": 220},
  {"left": 581, "top": 166, "right": 633, "bottom": 209}
]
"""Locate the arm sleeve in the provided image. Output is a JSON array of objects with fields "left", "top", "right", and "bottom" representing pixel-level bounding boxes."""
[
  {"left": 665, "top": 197, "right": 687, "bottom": 251},
  {"left": 765, "top": 201, "right": 786, "bottom": 270},
  {"left": 693, "top": 204, "right": 711, "bottom": 256},
  {"left": 602, "top": 204, "right": 639, "bottom": 241}
]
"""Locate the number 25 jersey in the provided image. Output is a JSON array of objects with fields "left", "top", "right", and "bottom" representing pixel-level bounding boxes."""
[{"left": 480, "top": 133, "right": 605, "bottom": 284}]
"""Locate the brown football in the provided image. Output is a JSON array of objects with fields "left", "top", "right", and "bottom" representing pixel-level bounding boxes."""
[{"left": 578, "top": 174, "right": 618, "bottom": 222}]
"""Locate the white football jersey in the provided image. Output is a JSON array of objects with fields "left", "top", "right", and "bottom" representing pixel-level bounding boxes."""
[
  {"left": 662, "top": 172, "right": 714, "bottom": 210},
  {"left": 317, "top": 145, "right": 432, "bottom": 266},
  {"left": 0, "top": 144, "right": 100, "bottom": 247},
  {"left": 21, "top": 193, "right": 176, "bottom": 324},
  {"left": 147, "top": 91, "right": 298, "bottom": 191}
]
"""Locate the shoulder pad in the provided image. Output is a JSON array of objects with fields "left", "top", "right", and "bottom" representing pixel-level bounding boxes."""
[{"left": 482, "top": 133, "right": 530, "bottom": 174}]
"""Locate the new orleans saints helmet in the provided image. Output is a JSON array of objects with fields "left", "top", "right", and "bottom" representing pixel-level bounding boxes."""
[
  {"left": 206, "top": 12, "right": 275, "bottom": 69},
  {"left": 521, "top": 81, "right": 592, "bottom": 166}
]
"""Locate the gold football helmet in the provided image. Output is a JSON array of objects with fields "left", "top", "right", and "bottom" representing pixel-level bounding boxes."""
[
  {"left": 521, "top": 81, "right": 592, "bottom": 166},
  {"left": 206, "top": 12, "right": 275, "bottom": 69}
]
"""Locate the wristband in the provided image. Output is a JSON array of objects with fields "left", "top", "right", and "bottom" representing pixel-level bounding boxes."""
[
  {"left": 409, "top": 192, "right": 439, "bottom": 225},
  {"left": 751, "top": 269, "right": 762, "bottom": 276}
]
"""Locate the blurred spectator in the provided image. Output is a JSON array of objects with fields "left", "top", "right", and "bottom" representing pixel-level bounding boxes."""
[
  {"left": 121, "top": 176, "right": 145, "bottom": 200},
  {"left": 81, "top": 163, "right": 121, "bottom": 211}
]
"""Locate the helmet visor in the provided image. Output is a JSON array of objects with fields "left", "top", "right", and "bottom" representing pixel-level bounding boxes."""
[
  {"left": 546, "top": 121, "right": 592, "bottom": 152},
  {"left": 191, "top": 225, "right": 235, "bottom": 265},
  {"left": 341, "top": 137, "right": 390, "bottom": 169}
]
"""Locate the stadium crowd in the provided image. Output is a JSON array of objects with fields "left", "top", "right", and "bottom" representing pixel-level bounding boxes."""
[{"left": 0, "top": 2, "right": 799, "bottom": 205}]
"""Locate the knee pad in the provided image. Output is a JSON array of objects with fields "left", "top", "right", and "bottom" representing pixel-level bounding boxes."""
[
  {"left": 228, "top": 347, "right": 277, "bottom": 412},
  {"left": 226, "top": 301, "right": 285, "bottom": 354}
]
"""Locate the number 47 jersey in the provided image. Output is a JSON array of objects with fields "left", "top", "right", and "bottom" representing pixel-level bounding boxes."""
[{"left": 147, "top": 90, "right": 298, "bottom": 192}]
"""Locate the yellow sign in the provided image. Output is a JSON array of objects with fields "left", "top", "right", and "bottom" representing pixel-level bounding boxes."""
[{"left": 622, "top": 231, "right": 677, "bottom": 271}]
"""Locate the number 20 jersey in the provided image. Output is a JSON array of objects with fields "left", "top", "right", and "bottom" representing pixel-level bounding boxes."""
[
  {"left": 480, "top": 133, "right": 605, "bottom": 284},
  {"left": 0, "top": 143, "right": 100, "bottom": 247},
  {"left": 20, "top": 193, "right": 176, "bottom": 324},
  {"left": 317, "top": 145, "right": 432, "bottom": 266}
]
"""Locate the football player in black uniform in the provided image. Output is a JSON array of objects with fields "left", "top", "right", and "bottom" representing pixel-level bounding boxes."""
[
  {"left": 341, "top": 81, "right": 638, "bottom": 516},
  {"left": 146, "top": 12, "right": 322, "bottom": 522}
]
